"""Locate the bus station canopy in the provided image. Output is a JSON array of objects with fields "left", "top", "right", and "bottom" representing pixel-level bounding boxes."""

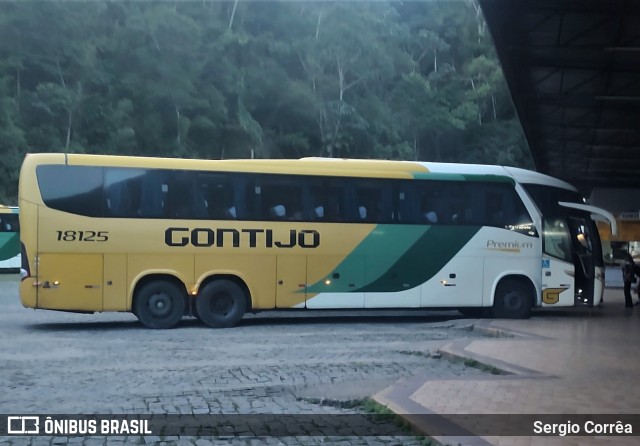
[{"left": 480, "top": 0, "right": 640, "bottom": 190}]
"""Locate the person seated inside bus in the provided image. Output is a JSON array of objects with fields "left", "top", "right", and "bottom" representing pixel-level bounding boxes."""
[
  {"left": 423, "top": 211, "right": 438, "bottom": 224},
  {"left": 290, "top": 209, "right": 303, "bottom": 220},
  {"left": 419, "top": 190, "right": 445, "bottom": 224},
  {"left": 285, "top": 200, "right": 304, "bottom": 220},
  {"left": 314, "top": 206, "right": 324, "bottom": 219},
  {"left": 225, "top": 206, "right": 238, "bottom": 219},
  {"left": 269, "top": 204, "right": 287, "bottom": 219}
]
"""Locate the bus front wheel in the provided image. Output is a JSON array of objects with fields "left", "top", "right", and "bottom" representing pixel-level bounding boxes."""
[
  {"left": 196, "top": 279, "right": 247, "bottom": 328},
  {"left": 492, "top": 279, "right": 532, "bottom": 319},
  {"left": 134, "top": 280, "right": 186, "bottom": 329}
]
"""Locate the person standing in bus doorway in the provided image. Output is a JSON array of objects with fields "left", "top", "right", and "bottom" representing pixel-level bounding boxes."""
[{"left": 622, "top": 252, "right": 640, "bottom": 308}]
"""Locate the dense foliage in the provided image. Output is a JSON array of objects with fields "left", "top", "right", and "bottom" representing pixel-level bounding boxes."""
[{"left": 0, "top": 0, "right": 532, "bottom": 204}]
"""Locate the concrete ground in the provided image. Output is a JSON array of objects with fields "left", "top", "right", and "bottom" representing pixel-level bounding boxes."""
[{"left": 374, "top": 287, "right": 640, "bottom": 446}]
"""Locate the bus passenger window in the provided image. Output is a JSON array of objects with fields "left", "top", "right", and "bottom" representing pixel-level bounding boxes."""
[
  {"left": 353, "top": 180, "right": 392, "bottom": 223},
  {"left": 38, "top": 165, "right": 104, "bottom": 217},
  {"left": 139, "top": 170, "right": 169, "bottom": 218},
  {"left": 416, "top": 182, "right": 450, "bottom": 224},
  {"left": 418, "top": 193, "right": 440, "bottom": 224},
  {"left": 395, "top": 183, "right": 420, "bottom": 223},
  {"left": 171, "top": 172, "right": 206, "bottom": 219},
  {"left": 308, "top": 180, "right": 345, "bottom": 222},
  {"left": 259, "top": 175, "right": 304, "bottom": 221},
  {"left": 485, "top": 192, "right": 504, "bottom": 226},
  {"left": 105, "top": 168, "right": 147, "bottom": 218},
  {"left": 197, "top": 173, "right": 233, "bottom": 220}
]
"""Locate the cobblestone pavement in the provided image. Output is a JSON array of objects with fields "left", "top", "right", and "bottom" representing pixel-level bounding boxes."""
[{"left": 0, "top": 275, "right": 492, "bottom": 445}]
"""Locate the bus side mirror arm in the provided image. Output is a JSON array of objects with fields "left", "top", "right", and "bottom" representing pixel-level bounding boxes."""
[{"left": 558, "top": 202, "right": 618, "bottom": 236}]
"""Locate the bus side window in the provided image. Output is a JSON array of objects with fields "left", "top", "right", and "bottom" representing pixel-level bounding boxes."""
[
  {"left": 395, "top": 182, "right": 418, "bottom": 223},
  {"left": 417, "top": 182, "right": 447, "bottom": 224},
  {"left": 197, "top": 172, "right": 232, "bottom": 220},
  {"left": 308, "top": 178, "right": 346, "bottom": 222},
  {"left": 0, "top": 217, "right": 12, "bottom": 232},
  {"left": 353, "top": 180, "right": 392, "bottom": 223},
  {"left": 105, "top": 168, "right": 146, "bottom": 218},
  {"left": 447, "top": 183, "right": 472, "bottom": 224},
  {"left": 229, "top": 174, "right": 248, "bottom": 220},
  {"left": 479, "top": 184, "right": 534, "bottom": 229},
  {"left": 171, "top": 172, "right": 207, "bottom": 219},
  {"left": 105, "top": 181, "right": 131, "bottom": 217},
  {"left": 38, "top": 165, "right": 104, "bottom": 217},
  {"left": 485, "top": 190, "right": 505, "bottom": 226},
  {"left": 258, "top": 175, "right": 304, "bottom": 221},
  {"left": 138, "top": 170, "right": 169, "bottom": 218}
]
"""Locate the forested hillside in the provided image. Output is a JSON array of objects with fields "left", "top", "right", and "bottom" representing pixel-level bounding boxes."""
[{"left": 0, "top": 0, "right": 532, "bottom": 203}]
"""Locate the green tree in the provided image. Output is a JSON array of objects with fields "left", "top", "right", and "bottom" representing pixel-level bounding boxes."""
[{"left": 0, "top": 0, "right": 533, "bottom": 203}]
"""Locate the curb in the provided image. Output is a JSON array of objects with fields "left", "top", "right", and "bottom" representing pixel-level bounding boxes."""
[{"left": 372, "top": 320, "right": 554, "bottom": 445}]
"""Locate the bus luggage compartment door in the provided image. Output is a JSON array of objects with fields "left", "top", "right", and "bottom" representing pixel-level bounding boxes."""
[
  {"left": 103, "top": 254, "right": 127, "bottom": 311},
  {"left": 305, "top": 255, "right": 365, "bottom": 308},
  {"left": 37, "top": 253, "right": 103, "bottom": 311},
  {"left": 275, "top": 255, "right": 307, "bottom": 309}
]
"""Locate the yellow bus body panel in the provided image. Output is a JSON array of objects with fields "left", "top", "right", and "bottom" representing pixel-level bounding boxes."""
[
  {"left": 19, "top": 153, "right": 389, "bottom": 312},
  {"left": 63, "top": 154, "right": 426, "bottom": 179}
]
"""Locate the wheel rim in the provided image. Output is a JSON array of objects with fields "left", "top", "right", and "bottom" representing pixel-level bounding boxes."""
[
  {"left": 148, "top": 291, "right": 173, "bottom": 318},
  {"left": 210, "top": 291, "right": 234, "bottom": 317},
  {"left": 503, "top": 291, "right": 523, "bottom": 311}
]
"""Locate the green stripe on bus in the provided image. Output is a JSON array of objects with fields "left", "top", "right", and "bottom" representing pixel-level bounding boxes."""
[
  {"left": 0, "top": 232, "right": 20, "bottom": 261},
  {"left": 304, "top": 225, "right": 426, "bottom": 294},
  {"left": 359, "top": 225, "right": 481, "bottom": 292},
  {"left": 305, "top": 224, "right": 480, "bottom": 293},
  {"left": 412, "top": 172, "right": 514, "bottom": 184}
]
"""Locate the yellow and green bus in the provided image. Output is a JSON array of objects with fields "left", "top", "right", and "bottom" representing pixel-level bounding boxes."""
[
  {"left": 19, "top": 153, "right": 616, "bottom": 328},
  {"left": 0, "top": 205, "right": 20, "bottom": 272}
]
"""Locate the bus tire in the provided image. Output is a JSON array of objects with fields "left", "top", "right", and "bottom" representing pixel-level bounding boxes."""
[
  {"left": 134, "top": 280, "right": 186, "bottom": 329},
  {"left": 196, "top": 279, "right": 247, "bottom": 328},
  {"left": 493, "top": 278, "right": 532, "bottom": 319}
]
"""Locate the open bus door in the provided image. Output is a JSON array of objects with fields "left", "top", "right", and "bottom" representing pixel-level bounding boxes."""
[
  {"left": 541, "top": 204, "right": 617, "bottom": 308},
  {"left": 559, "top": 202, "right": 617, "bottom": 306}
]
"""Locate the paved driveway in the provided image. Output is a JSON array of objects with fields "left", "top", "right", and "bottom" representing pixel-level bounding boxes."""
[{"left": 0, "top": 274, "right": 489, "bottom": 445}]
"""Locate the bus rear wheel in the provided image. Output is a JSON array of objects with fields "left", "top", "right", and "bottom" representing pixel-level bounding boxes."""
[
  {"left": 493, "top": 278, "right": 532, "bottom": 319},
  {"left": 134, "top": 280, "right": 186, "bottom": 329},
  {"left": 196, "top": 279, "right": 247, "bottom": 328}
]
